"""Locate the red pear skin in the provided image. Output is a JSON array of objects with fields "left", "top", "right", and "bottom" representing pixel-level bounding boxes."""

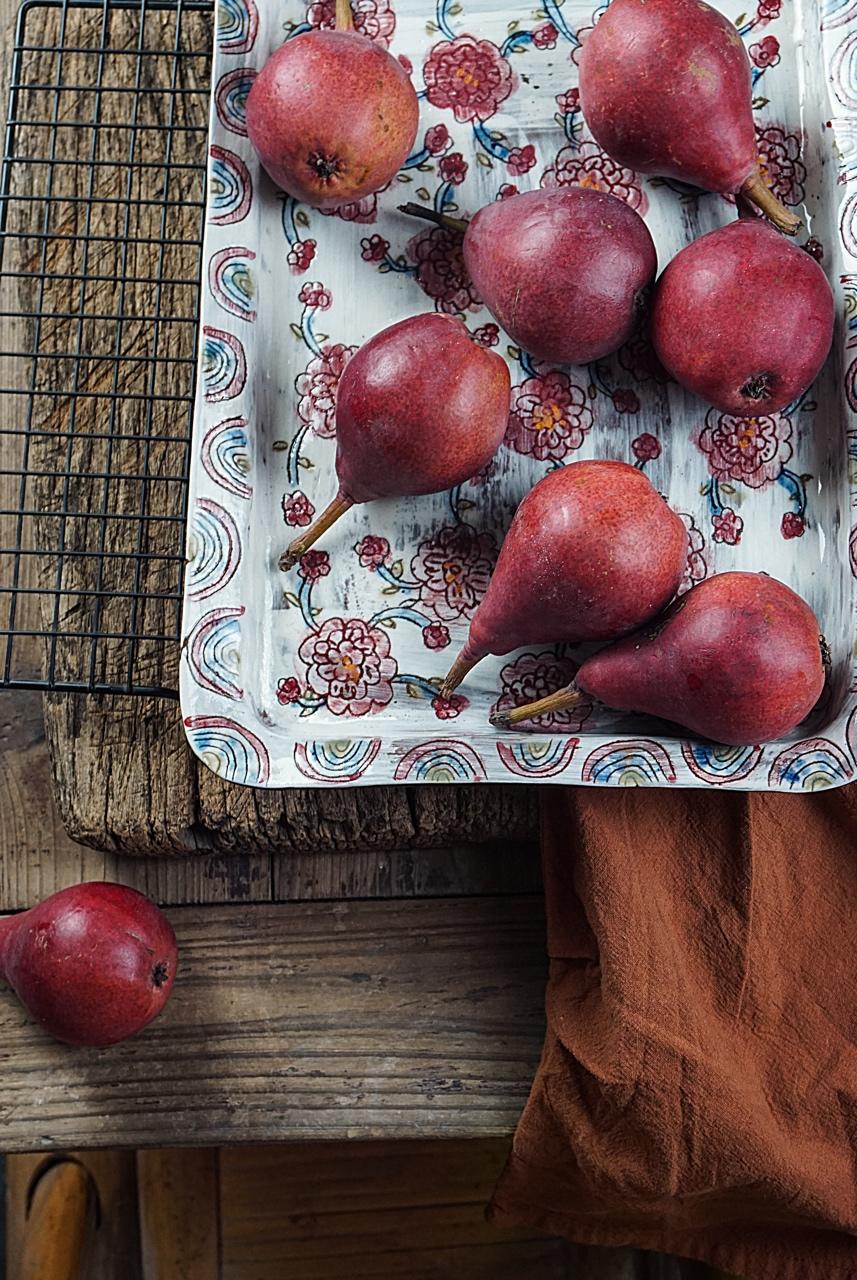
[
  {"left": 443, "top": 460, "right": 688, "bottom": 691},
  {"left": 651, "top": 219, "right": 834, "bottom": 415},
  {"left": 578, "top": 0, "right": 800, "bottom": 232},
  {"left": 336, "top": 314, "right": 511, "bottom": 500},
  {"left": 0, "top": 883, "right": 177, "bottom": 1047},
  {"left": 576, "top": 572, "right": 825, "bottom": 745},
  {"left": 462, "top": 188, "right": 657, "bottom": 365},
  {"left": 246, "top": 30, "right": 419, "bottom": 210},
  {"left": 281, "top": 314, "right": 511, "bottom": 568}
]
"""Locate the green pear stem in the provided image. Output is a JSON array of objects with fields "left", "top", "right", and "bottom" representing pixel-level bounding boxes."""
[
  {"left": 398, "top": 203, "right": 469, "bottom": 235},
  {"left": 279, "top": 492, "right": 354, "bottom": 571},
  {"left": 490, "top": 684, "right": 581, "bottom": 730},
  {"left": 335, "top": 0, "right": 355, "bottom": 31},
  {"left": 740, "top": 171, "right": 801, "bottom": 236},
  {"left": 439, "top": 649, "right": 480, "bottom": 699}
]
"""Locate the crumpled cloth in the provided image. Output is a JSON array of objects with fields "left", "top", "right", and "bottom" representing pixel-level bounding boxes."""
[{"left": 489, "top": 784, "right": 857, "bottom": 1279}]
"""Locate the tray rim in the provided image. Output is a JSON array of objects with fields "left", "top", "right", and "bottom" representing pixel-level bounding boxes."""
[{"left": 181, "top": 0, "right": 857, "bottom": 793}]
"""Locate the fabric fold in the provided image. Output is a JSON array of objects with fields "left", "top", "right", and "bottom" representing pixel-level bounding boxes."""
[{"left": 490, "top": 785, "right": 857, "bottom": 1279}]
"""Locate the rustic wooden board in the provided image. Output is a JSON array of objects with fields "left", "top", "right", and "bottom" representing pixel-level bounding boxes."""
[
  {"left": 1, "top": 1, "right": 536, "bottom": 857},
  {"left": 219, "top": 1139, "right": 573, "bottom": 1280},
  {"left": 0, "top": 895, "right": 546, "bottom": 1150},
  {"left": 137, "top": 1148, "right": 220, "bottom": 1280}
]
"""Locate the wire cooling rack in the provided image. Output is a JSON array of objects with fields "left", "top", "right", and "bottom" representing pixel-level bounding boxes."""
[{"left": 0, "top": 0, "right": 211, "bottom": 696}]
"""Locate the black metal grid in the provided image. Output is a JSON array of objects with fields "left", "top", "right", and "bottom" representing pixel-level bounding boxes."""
[{"left": 0, "top": 0, "right": 212, "bottom": 696}]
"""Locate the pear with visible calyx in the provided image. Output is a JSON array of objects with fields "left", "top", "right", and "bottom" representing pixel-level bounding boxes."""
[
  {"left": 651, "top": 218, "right": 834, "bottom": 415},
  {"left": 246, "top": 0, "right": 419, "bottom": 211},
  {"left": 440, "top": 460, "right": 688, "bottom": 696},
  {"left": 491, "top": 572, "right": 826, "bottom": 746},
  {"left": 579, "top": 0, "right": 801, "bottom": 235},
  {"left": 400, "top": 187, "right": 657, "bottom": 365},
  {"left": 279, "top": 314, "right": 511, "bottom": 570}
]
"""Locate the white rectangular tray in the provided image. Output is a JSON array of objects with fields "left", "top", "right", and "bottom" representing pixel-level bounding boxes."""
[{"left": 181, "top": 0, "right": 857, "bottom": 790}]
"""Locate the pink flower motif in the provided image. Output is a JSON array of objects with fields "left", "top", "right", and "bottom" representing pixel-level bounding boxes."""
[
  {"left": 506, "top": 370, "right": 594, "bottom": 462},
  {"left": 804, "top": 237, "right": 824, "bottom": 262},
  {"left": 296, "top": 342, "right": 357, "bottom": 439},
  {"left": 613, "top": 388, "right": 641, "bottom": 414},
  {"left": 276, "top": 676, "right": 302, "bottom": 705},
  {"left": 781, "top": 511, "right": 806, "bottom": 539},
  {"left": 493, "top": 652, "right": 591, "bottom": 731},
  {"left": 322, "top": 191, "right": 380, "bottom": 223},
  {"left": 306, "top": 0, "right": 396, "bottom": 46},
  {"left": 632, "top": 432, "right": 661, "bottom": 462},
  {"left": 473, "top": 322, "right": 500, "bottom": 347},
  {"left": 756, "top": 0, "right": 781, "bottom": 24},
  {"left": 423, "top": 34, "right": 515, "bottom": 124},
  {"left": 422, "top": 621, "right": 451, "bottom": 650},
  {"left": 361, "top": 233, "right": 390, "bottom": 262},
  {"left": 287, "top": 239, "right": 316, "bottom": 274},
  {"left": 439, "top": 151, "right": 468, "bottom": 185},
  {"left": 398, "top": 53, "right": 413, "bottom": 74},
  {"left": 756, "top": 125, "right": 806, "bottom": 209},
  {"left": 507, "top": 144, "right": 537, "bottom": 176},
  {"left": 618, "top": 329, "right": 670, "bottom": 385},
  {"left": 299, "top": 280, "right": 332, "bottom": 310},
  {"left": 697, "top": 409, "right": 793, "bottom": 489},
  {"left": 542, "top": 140, "right": 647, "bottom": 212},
  {"left": 408, "top": 225, "right": 482, "bottom": 314},
  {"left": 410, "top": 524, "right": 497, "bottom": 622},
  {"left": 425, "top": 122, "right": 451, "bottom": 155},
  {"left": 533, "top": 21, "right": 559, "bottom": 48},
  {"left": 432, "top": 692, "right": 468, "bottom": 719},
  {"left": 355, "top": 534, "right": 391, "bottom": 569},
  {"left": 678, "top": 512, "right": 707, "bottom": 595},
  {"left": 497, "top": 183, "right": 518, "bottom": 200},
  {"left": 298, "top": 549, "right": 331, "bottom": 583},
  {"left": 555, "top": 87, "right": 580, "bottom": 116},
  {"left": 712, "top": 508, "right": 744, "bottom": 545},
  {"left": 298, "top": 617, "right": 397, "bottom": 716},
  {"left": 282, "top": 490, "right": 315, "bottom": 527},
  {"left": 750, "top": 34, "right": 780, "bottom": 67}
]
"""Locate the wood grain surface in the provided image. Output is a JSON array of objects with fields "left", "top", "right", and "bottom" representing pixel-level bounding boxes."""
[
  {"left": 137, "top": 1148, "right": 220, "bottom": 1280},
  {"left": 0, "top": 894, "right": 547, "bottom": 1151}
]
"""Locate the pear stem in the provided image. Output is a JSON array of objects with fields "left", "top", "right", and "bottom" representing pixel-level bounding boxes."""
[
  {"left": 439, "top": 649, "right": 481, "bottom": 699},
  {"left": 335, "top": 0, "right": 355, "bottom": 31},
  {"left": 490, "top": 684, "right": 581, "bottom": 730},
  {"left": 279, "top": 492, "right": 354, "bottom": 571},
  {"left": 740, "top": 172, "right": 801, "bottom": 236},
  {"left": 398, "top": 203, "right": 469, "bottom": 236}
]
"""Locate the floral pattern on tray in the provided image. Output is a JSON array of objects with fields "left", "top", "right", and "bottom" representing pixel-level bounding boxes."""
[{"left": 182, "top": 0, "right": 857, "bottom": 790}]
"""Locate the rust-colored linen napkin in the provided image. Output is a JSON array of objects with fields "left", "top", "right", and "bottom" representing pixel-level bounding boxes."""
[{"left": 490, "top": 784, "right": 857, "bottom": 1278}]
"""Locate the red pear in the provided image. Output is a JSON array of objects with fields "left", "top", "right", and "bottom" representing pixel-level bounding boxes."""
[
  {"left": 401, "top": 187, "right": 657, "bottom": 365},
  {"left": 651, "top": 219, "right": 834, "bottom": 415},
  {"left": 441, "top": 460, "right": 688, "bottom": 695},
  {"left": 246, "top": 0, "right": 418, "bottom": 211},
  {"left": 0, "top": 883, "right": 177, "bottom": 1046},
  {"left": 280, "top": 313, "right": 511, "bottom": 569},
  {"left": 579, "top": 0, "right": 801, "bottom": 234},
  {"left": 492, "top": 572, "right": 826, "bottom": 746}
]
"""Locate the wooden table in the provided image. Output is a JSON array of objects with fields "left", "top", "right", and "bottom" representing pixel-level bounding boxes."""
[{"left": 0, "top": 5, "right": 716, "bottom": 1275}]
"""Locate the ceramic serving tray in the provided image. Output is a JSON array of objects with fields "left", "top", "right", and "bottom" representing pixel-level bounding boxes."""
[{"left": 182, "top": 0, "right": 857, "bottom": 790}]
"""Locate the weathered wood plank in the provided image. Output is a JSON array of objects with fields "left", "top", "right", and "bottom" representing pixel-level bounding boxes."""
[{"left": 0, "top": 895, "right": 545, "bottom": 1151}]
